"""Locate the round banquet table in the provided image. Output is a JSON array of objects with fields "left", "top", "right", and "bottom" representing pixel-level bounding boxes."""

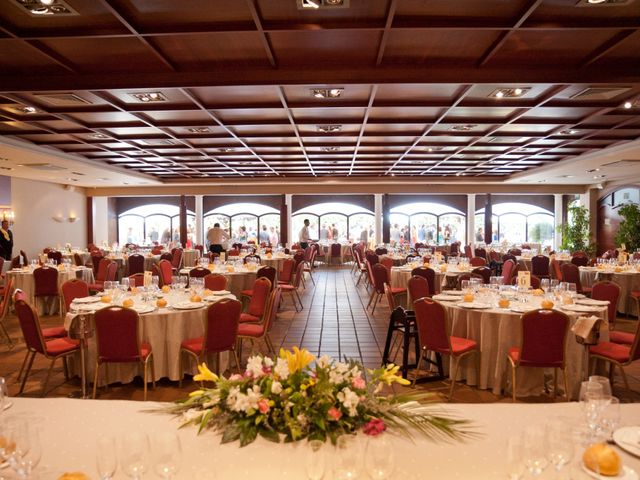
[
  {"left": 64, "top": 293, "right": 236, "bottom": 386},
  {"left": 260, "top": 254, "right": 293, "bottom": 272},
  {"left": 580, "top": 266, "right": 640, "bottom": 316},
  {"left": 6, "top": 266, "right": 95, "bottom": 315},
  {"left": 433, "top": 296, "right": 609, "bottom": 399},
  {"left": 62, "top": 251, "right": 91, "bottom": 265},
  {"left": 390, "top": 266, "right": 445, "bottom": 305},
  {"left": 182, "top": 248, "right": 201, "bottom": 268},
  {"left": 180, "top": 267, "right": 258, "bottom": 298},
  {"left": 517, "top": 255, "right": 571, "bottom": 274}
]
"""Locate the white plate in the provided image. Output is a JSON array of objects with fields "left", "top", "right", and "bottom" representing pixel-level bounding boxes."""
[
  {"left": 132, "top": 305, "right": 156, "bottom": 314},
  {"left": 441, "top": 290, "right": 464, "bottom": 296},
  {"left": 172, "top": 301, "right": 205, "bottom": 310},
  {"left": 73, "top": 296, "right": 101, "bottom": 304},
  {"left": 582, "top": 463, "right": 638, "bottom": 480},
  {"left": 432, "top": 295, "right": 461, "bottom": 302},
  {"left": 614, "top": 426, "right": 640, "bottom": 457},
  {"left": 510, "top": 305, "right": 536, "bottom": 313},
  {"left": 561, "top": 304, "right": 602, "bottom": 313},
  {"left": 457, "top": 302, "right": 491, "bottom": 309},
  {"left": 209, "top": 290, "right": 231, "bottom": 296},
  {"left": 576, "top": 298, "right": 610, "bottom": 306}
]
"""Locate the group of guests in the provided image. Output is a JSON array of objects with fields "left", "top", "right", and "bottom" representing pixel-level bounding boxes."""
[{"left": 206, "top": 223, "right": 280, "bottom": 254}]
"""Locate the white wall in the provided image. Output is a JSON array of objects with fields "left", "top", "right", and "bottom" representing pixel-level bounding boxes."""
[
  {"left": 93, "top": 196, "right": 109, "bottom": 246},
  {"left": 10, "top": 178, "right": 87, "bottom": 259}
]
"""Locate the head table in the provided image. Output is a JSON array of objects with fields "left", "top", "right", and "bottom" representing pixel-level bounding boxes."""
[{"left": 7, "top": 397, "right": 639, "bottom": 479}]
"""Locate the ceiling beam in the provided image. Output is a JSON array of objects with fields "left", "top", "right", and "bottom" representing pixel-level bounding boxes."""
[
  {"left": 580, "top": 29, "right": 638, "bottom": 67},
  {"left": 276, "top": 87, "right": 315, "bottom": 176},
  {"left": 348, "top": 85, "right": 378, "bottom": 175},
  {"left": 245, "top": 0, "right": 277, "bottom": 68},
  {"left": 375, "top": 0, "right": 397, "bottom": 66}
]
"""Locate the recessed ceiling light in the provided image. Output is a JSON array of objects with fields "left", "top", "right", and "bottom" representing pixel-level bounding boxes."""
[
  {"left": 322, "top": 146, "right": 340, "bottom": 152},
  {"left": 426, "top": 147, "right": 443, "bottom": 152},
  {"left": 217, "top": 147, "right": 236, "bottom": 152},
  {"left": 624, "top": 101, "right": 633, "bottom": 109},
  {"left": 188, "top": 127, "right": 211, "bottom": 133},
  {"left": 560, "top": 175, "right": 575, "bottom": 178},
  {"left": 310, "top": 88, "right": 344, "bottom": 99},
  {"left": 89, "top": 133, "right": 109, "bottom": 139},
  {"left": 14, "top": 0, "right": 78, "bottom": 16},
  {"left": 301, "top": 0, "right": 320, "bottom": 7},
  {"left": 490, "top": 87, "right": 530, "bottom": 99},
  {"left": 450, "top": 124, "right": 477, "bottom": 131},
  {"left": 586, "top": 168, "right": 601, "bottom": 172},
  {"left": 97, "top": 178, "right": 109, "bottom": 181},
  {"left": 593, "top": 174, "right": 606, "bottom": 179},
  {"left": 559, "top": 129, "right": 580, "bottom": 135},
  {"left": 587, "top": 0, "right": 607, "bottom": 3},
  {"left": 128, "top": 92, "right": 167, "bottom": 103},
  {"left": 317, "top": 125, "right": 342, "bottom": 133}
]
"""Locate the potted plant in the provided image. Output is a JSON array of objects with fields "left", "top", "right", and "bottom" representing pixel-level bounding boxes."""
[
  {"left": 558, "top": 204, "right": 595, "bottom": 256},
  {"left": 615, "top": 203, "right": 640, "bottom": 252}
]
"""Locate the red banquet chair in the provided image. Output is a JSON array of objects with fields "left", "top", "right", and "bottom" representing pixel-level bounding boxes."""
[
  {"left": 507, "top": 309, "right": 570, "bottom": 402},
  {"left": 179, "top": 298, "right": 242, "bottom": 385},
  {"left": 92, "top": 306, "right": 155, "bottom": 400},
  {"left": 412, "top": 298, "right": 479, "bottom": 400},
  {"left": 330, "top": 243, "right": 342, "bottom": 266},
  {"left": 550, "top": 257, "right": 563, "bottom": 281},
  {"left": 472, "top": 266, "right": 492, "bottom": 285},
  {"left": 88, "top": 258, "right": 116, "bottom": 292},
  {"left": 60, "top": 278, "right": 89, "bottom": 315},
  {"left": 561, "top": 263, "right": 591, "bottom": 295},
  {"left": 411, "top": 267, "right": 436, "bottom": 296},
  {"left": 128, "top": 273, "right": 145, "bottom": 288},
  {"left": 590, "top": 281, "right": 628, "bottom": 344},
  {"left": 369, "top": 263, "right": 406, "bottom": 314},
  {"left": 589, "top": 320, "right": 640, "bottom": 392},
  {"left": 33, "top": 266, "right": 60, "bottom": 314},
  {"left": 241, "top": 266, "right": 276, "bottom": 298},
  {"left": 278, "top": 258, "right": 295, "bottom": 286},
  {"left": 470, "top": 256, "right": 487, "bottom": 267},
  {"left": 408, "top": 275, "right": 430, "bottom": 303},
  {"left": 281, "top": 261, "right": 305, "bottom": 312},
  {"left": 0, "top": 277, "right": 14, "bottom": 347},
  {"left": 171, "top": 248, "right": 183, "bottom": 272},
  {"left": 47, "top": 250, "right": 63, "bottom": 265},
  {"left": 238, "top": 287, "right": 281, "bottom": 356},
  {"left": 189, "top": 267, "right": 210, "bottom": 279},
  {"left": 531, "top": 255, "right": 550, "bottom": 279},
  {"left": 127, "top": 253, "right": 145, "bottom": 276},
  {"left": 15, "top": 299, "right": 79, "bottom": 396},
  {"left": 204, "top": 273, "right": 228, "bottom": 291},
  {"left": 158, "top": 259, "right": 174, "bottom": 286},
  {"left": 239, "top": 277, "right": 272, "bottom": 323}
]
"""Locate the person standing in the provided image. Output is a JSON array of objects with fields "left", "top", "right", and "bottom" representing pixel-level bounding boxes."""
[
  {"left": 0, "top": 220, "right": 13, "bottom": 260},
  {"left": 319, "top": 224, "right": 329, "bottom": 241},
  {"left": 259, "top": 225, "right": 270, "bottom": 244},
  {"left": 299, "top": 218, "right": 311, "bottom": 250},
  {"left": 331, "top": 224, "right": 338, "bottom": 241},
  {"left": 207, "top": 223, "right": 230, "bottom": 255}
]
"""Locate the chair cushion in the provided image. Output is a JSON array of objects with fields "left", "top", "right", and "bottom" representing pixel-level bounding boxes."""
[
  {"left": 42, "top": 326, "right": 67, "bottom": 339},
  {"left": 181, "top": 337, "right": 204, "bottom": 355},
  {"left": 631, "top": 290, "right": 640, "bottom": 299},
  {"left": 589, "top": 342, "right": 631, "bottom": 364},
  {"left": 140, "top": 341, "right": 152, "bottom": 361},
  {"left": 239, "top": 312, "right": 260, "bottom": 323},
  {"left": 44, "top": 337, "right": 79, "bottom": 356},
  {"left": 238, "top": 323, "right": 265, "bottom": 337},
  {"left": 240, "top": 289, "right": 254, "bottom": 297},
  {"left": 280, "top": 284, "right": 295, "bottom": 291},
  {"left": 450, "top": 336, "right": 477, "bottom": 356},
  {"left": 609, "top": 331, "right": 634, "bottom": 345},
  {"left": 391, "top": 287, "right": 407, "bottom": 295},
  {"left": 507, "top": 346, "right": 520, "bottom": 364}
]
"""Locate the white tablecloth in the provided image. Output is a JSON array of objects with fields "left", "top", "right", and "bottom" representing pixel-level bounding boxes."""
[
  {"left": 8, "top": 397, "right": 640, "bottom": 479},
  {"left": 180, "top": 267, "right": 258, "bottom": 298},
  {"left": 183, "top": 249, "right": 201, "bottom": 268},
  {"left": 390, "top": 266, "right": 445, "bottom": 304},
  {"left": 580, "top": 267, "right": 640, "bottom": 316}
]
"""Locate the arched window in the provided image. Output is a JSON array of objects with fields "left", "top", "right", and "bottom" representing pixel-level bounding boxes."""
[
  {"left": 203, "top": 203, "right": 280, "bottom": 245},
  {"left": 390, "top": 202, "right": 465, "bottom": 245},
  {"left": 292, "top": 202, "right": 374, "bottom": 244},
  {"left": 475, "top": 202, "right": 554, "bottom": 246},
  {"left": 118, "top": 204, "right": 195, "bottom": 245}
]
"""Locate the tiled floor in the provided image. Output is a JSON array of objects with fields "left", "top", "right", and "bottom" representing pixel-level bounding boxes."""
[{"left": 1, "top": 263, "right": 639, "bottom": 404}]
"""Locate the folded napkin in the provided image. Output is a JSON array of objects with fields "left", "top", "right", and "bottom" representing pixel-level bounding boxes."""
[{"left": 571, "top": 315, "right": 600, "bottom": 340}]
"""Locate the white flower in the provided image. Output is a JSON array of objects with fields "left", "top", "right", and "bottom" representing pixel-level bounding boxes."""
[
  {"left": 274, "top": 357, "right": 290, "bottom": 380},
  {"left": 263, "top": 357, "right": 274, "bottom": 368},
  {"left": 316, "top": 355, "right": 332, "bottom": 368},
  {"left": 271, "top": 380, "right": 283, "bottom": 394},
  {"left": 246, "top": 355, "right": 265, "bottom": 378},
  {"left": 337, "top": 387, "right": 360, "bottom": 417},
  {"left": 227, "top": 385, "right": 262, "bottom": 413},
  {"left": 349, "top": 366, "right": 361, "bottom": 379},
  {"left": 202, "top": 392, "right": 220, "bottom": 408},
  {"left": 329, "top": 370, "right": 345, "bottom": 384},
  {"left": 182, "top": 408, "right": 203, "bottom": 423},
  {"left": 297, "top": 413, "right": 309, "bottom": 427}
]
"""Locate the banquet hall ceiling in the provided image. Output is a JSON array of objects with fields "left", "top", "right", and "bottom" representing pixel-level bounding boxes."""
[{"left": 0, "top": 0, "right": 639, "bottom": 183}]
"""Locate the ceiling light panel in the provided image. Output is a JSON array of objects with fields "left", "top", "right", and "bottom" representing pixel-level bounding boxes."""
[
  {"left": 128, "top": 92, "right": 167, "bottom": 103},
  {"left": 13, "top": 0, "right": 78, "bottom": 16},
  {"left": 310, "top": 88, "right": 344, "bottom": 99},
  {"left": 490, "top": 87, "right": 531, "bottom": 99}
]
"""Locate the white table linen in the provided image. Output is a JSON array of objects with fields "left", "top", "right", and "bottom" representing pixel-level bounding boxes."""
[{"left": 580, "top": 267, "right": 640, "bottom": 316}]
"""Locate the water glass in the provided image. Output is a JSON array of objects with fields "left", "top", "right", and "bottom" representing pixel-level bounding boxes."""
[
  {"left": 588, "top": 375, "right": 612, "bottom": 396},
  {"left": 120, "top": 431, "right": 149, "bottom": 480},
  {"left": 506, "top": 436, "right": 525, "bottom": 480},
  {"left": 334, "top": 435, "right": 361, "bottom": 480},
  {"left": 522, "top": 425, "right": 548, "bottom": 476},
  {"left": 540, "top": 278, "right": 550, "bottom": 292},
  {"left": 96, "top": 435, "right": 118, "bottom": 480},
  {"left": 151, "top": 432, "right": 181, "bottom": 479},
  {"left": 547, "top": 419, "right": 573, "bottom": 474},
  {"left": 305, "top": 440, "right": 326, "bottom": 480},
  {"left": 599, "top": 396, "right": 620, "bottom": 440},
  {"left": 121, "top": 277, "right": 130, "bottom": 291},
  {"left": 364, "top": 436, "right": 395, "bottom": 479}
]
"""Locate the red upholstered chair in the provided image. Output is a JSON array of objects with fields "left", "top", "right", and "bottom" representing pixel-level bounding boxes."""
[
  {"left": 472, "top": 266, "right": 492, "bottom": 284},
  {"left": 0, "top": 277, "right": 14, "bottom": 347},
  {"left": 590, "top": 281, "right": 627, "bottom": 344},
  {"left": 456, "top": 272, "right": 484, "bottom": 289},
  {"left": 227, "top": 249, "right": 240, "bottom": 257},
  {"left": 589, "top": 321, "right": 640, "bottom": 392},
  {"left": 281, "top": 261, "right": 304, "bottom": 311},
  {"left": 278, "top": 258, "right": 295, "bottom": 286},
  {"left": 408, "top": 275, "right": 430, "bottom": 302},
  {"left": 160, "top": 252, "right": 173, "bottom": 263},
  {"left": 10, "top": 255, "right": 21, "bottom": 269},
  {"left": 302, "top": 247, "right": 317, "bottom": 287},
  {"left": 571, "top": 255, "right": 589, "bottom": 267},
  {"left": 15, "top": 299, "right": 79, "bottom": 396},
  {"left": 241, "top": 266, "right": 276, "bottom": 302},
  {"left": 375, "top": 247, "right": 388, "bottom": 255},
  {"left": 33, "top": 266, "right": 60, "bottom": 313},
  {"left": 464, "top": 245, "right": 472, "bottom": 258},
  {"left": 380, "top": 256, "right": 394, "bottom": 273},
  {"left": 238, "top": 287, "right": 281, "bottom": 356},
  {"left": 509, "top": 248, "right": 522, "bottom": 256},
  {"left": 502, "top": 253, "right": 517, "bottom": 264},
  {"left": 366, "top": 251, "right": 380, "bottom": 266},
  {"left": 171, "top": 248, "right": 183, "bottom": 272},
  {"left": 194, "top": 244, "right": 204, "bottom": 256},
  {"left": 561, "top": 263, "right": 591, "bottom": 295},
  {"left": 151, "top": 263, "right": 163, "bottom": 287},
  {"left": 531, "top": 255, "right": 550, "bottom": 279},
  {"left": 507, "top": 309, "right": 570, "bottom": 402},
  {"left": 88, "top": 258, "right": 112, "bottom": 291},
  {"left": 179, "top": 298, "right": 242, "bottom": 385},
  {"left": 204, "top": 273, "right": 228, "bottom": 291},
  {"left": 411, "top": 267, "right": 436, "bottom": 296},
  {"left": 92, "top": 306, "right": 155, "bottom": 400},
  {"left": 127, "top": 254, "right": 145, "bottom": 276},
  {"left": 158, "top": 259, "right": 174, "bottom": 286},
  {"left": 330, "top": 243, "right": 342, "bottom": 266},
  {"left": 470, "top": 257, "right": 487, "bottom": 267},
  {"left": 90, "top": 253, "right": 104, "bottom": 277},
  {"left": 60, "top": 278, "right": 89, "bottom": 314},
  {"left": 501, "top": 259, "right": 516, "bottom": 285},
  {"left": 151, "top": 246, "right": 163, "bottom": 255},
  {"left": 631, "top": 290, "right": 640, "bottom": 321},
  {"left": 128, "top": 273, "right": 145, "bottom": 287},
  {"left": 243, "top": 254, "right": 261, "bottom": 265},
  {"left": 189, "top": 267, "right": 210, "bottom": 279},
  {"left": 474, "top": 248, "right": 487, "bottom": 261},
  {"left": 369, "top": 263, "right": 406, "bottom": 314},
  {"left": 47, "top": 251, "right": 63, "bottom": 265},
  {"left": 450, "top": 242, "right": 460, "bottom": 256},
  {"left": 550, "top": 258, "right": 563, "bottom": 281},
  {"left": 73, "top": 252, "right": 84, "bottom": 267},
  {"left": 240, "top": 277, "right": 271, "bottom": 323},
  {"left": 412, "top": 298, "right": 479, "bottom": 399}
]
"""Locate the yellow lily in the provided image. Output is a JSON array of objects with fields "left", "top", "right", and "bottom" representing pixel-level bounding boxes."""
[
  {"left": 379, "top": 364, "right": 411, "bottom": 386},
  {"left": 188, "top": 389, "right": 205, "bottom": 397},
  {"left": 193, "top": 363, "right": 219, "bottom": 383},
  {"left": 279, "top": 347, "right": 315, "bottom": 373}
]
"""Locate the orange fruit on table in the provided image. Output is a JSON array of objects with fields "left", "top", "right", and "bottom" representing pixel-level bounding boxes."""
[
  {"left": 583, "top": 443, "right": 621, "bottom": 477},
  {"left": 203, "top": 289, "right": 212, "bottom": 296},
  {"left": 563, "top": 295, "right": 574, "bottom": 305},
  {"left": 498, "top": 298, "right": 510, "bottom": 309},
  {"left": 541, "top": 299, "right": 554, "bottom": 309},
  {"left": 190, "top": 294, "right": 202, "bottom": 303},
  {"left": 100, "top": 295, "right": 112, "bottom": 304},
  {"left": 156, "top": 298, "right": 167, "bottom": 308},
  {"left": 122, "top": 298, "right": 134, "bottom": 308},
  {"left": 130, "top": 287, "right": 138, "bottom": 294},
  {"left": 463, "top": 293, "right": 474, "bottom": 303},
  {"left": 161, "top": 285, "right": 170, "bottom": 293},
  {"left": 532, "top": 289, "right": 544, "bottom": 296}
]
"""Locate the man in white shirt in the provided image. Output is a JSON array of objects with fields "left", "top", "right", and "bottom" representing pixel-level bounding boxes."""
[
  {"left": 299, "top": 219, "right": 311, "bottom": 249},
  {"left": 390, "top": 224, "right": 401, "bottom": 245},
  {"left": 206, "top": 223, "right": 230, "bottom": 255}
]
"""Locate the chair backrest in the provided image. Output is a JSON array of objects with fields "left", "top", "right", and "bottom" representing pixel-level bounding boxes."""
[
  {"left": 189, "top": 267, "right": 210, "bottom": 278},
  {"left": 456, "top": 272, "right": 483, "bottom": 289},
  {"left": 531, "top": 255, "right": 550, "bottom": 277},
  {"left": 160, "top": 252, "right": 173, "bottom": 262},
  {"left": 489, "top": 250, "right": 500, "bottom": 262},
  {"left": 413, "top": 298, "right": 451, "bottom": 354},
  {"left": 518, "top": 309, "right": 569, "bottom": 367},
  {"left": 256, "top": 266, "right": 276, "bottom": 289},
  {"left": 474, "top": 248, "right": 487, "bottom": 260},
  {"left": 384, "top": 283, "right": 399, "bottom": 311},
  {"left": 0, "top": 277, "right": 14, "bottom": 320},
  {"left": 13, "top": 288, "right": 26, "bottom": 302},
  {"left": 61, "top": 279, "right": 89, "bottom": 312},
  {"left": 10, "top": 255, "right": 21, "bottom": 269},
  {"left": 247, "top": 277, "right": 272, "bottom": 318},
  {"left": 410, "top": 267, "right": 435, "bottom": 295},
  {"left": 571, "top": 255, "right": 589, "bottom": 267},
  {"left": 509, "top": 248, "right": 522, "bottom": 256},
  {"left": 204, "top": 298, "right": 242, "bottom": 354},
  {"left": 73, "top": 252, "right": 84, "bottom": 267},
  {"left": 227, "top": 249, "right": 240, "bottom": 257},
  {"left": 550, "top": 258, "right": 563, "bottom": 281},
  {"left": 128, "top": 273, "right": 145, "bottom": 287},
  {"left": 374, "top": 247, "right": 388, "bottom": 255},
  {"left": 291, "top": 260, "right": 305, "bottom": 289},
  {"left": 502, "top": 253, "right": 517, "bottom": 264},
  {"left": 303, "top": 246, "right": 314, "bottom": 263},
  {"left": 380, "top": 256, "right": 394, "bottom": 273},
  {"left": 560, "top": 263, "right": 582, "bottom": 291},
  {"left": 470, "top": 256, "right": 487, "bottom": 267},
  {"left": 204, "top": 273, "right": 228, "bottom": 291},
  {"left": 159, "top": 259, "right": 174, "bottom": 286},
  {"left": 464, "top": 244, "right": 472, "bottom": 258},
  {"left": 450, "top": 242, "right": 460, "bottom": 256},
  {"left": 33, "top": 266, "right": 59, "bottom": 297},
  {"left": 15, "top": 299, "right": 47, "bottom": 355},
  {"left": 171, "top": 248, "right": 183, "bottom": 269},
  {"left": 151, "top": 263, "right": 163, "bottom": 287},
  {"left": 243, "top": 254, "right": 261, "bottom": 265},
  {"left": 94, "top": 306, "right": 143, "bottom": 363},
  {"left": 20, "top": 250, "right": 28, "bottom": 265},
  {"left": 96, "top": 258, "right": 111, "bottom": 282},
  {"left": 365, "top": 251, "right": 379, "bottom": 266},
  {"left": 90, "top": 253, "right": 104, "bottom": 276},
  {"left": 591, "top": 281, "right": 620, "bottom": 325},
  {"left": 331, "top": 243, "right": 342, "bottom": 257},
  {"left": 279, "top": 258, "right": 295, "bottom": 284},
  {"left": 265, "top": 287, "right": 281, "bottom": 333},
  {"left": 105, "top": 261, "right": 118, "bottom": 282},
  {"left": 502, "top": 259, "right": 516, "bottom": 284},
  {"left": 128, "top": 254, "right": 145, "bottom": 275},
  {"left": 47, "top": 251, "right": 63, "bottom": 265},
  {"left": 293, "top": 250, "right": 305, "bottom": 268},
  {"left": 472, "top": 266, "right": 491, "bottom": 284},
  {"left": 372, "top": 263, "right": 389, "bottom": 294},
  {"left": 408, "top": 275, "right": 430, "bottom": 301},
  {"left": 195, "top": 245, "right": 204, "bottom": 255}
]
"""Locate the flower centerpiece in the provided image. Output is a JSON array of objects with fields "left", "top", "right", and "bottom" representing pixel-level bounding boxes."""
[{"left": 163, "top": 348, "right": 476, "bottom": 447}]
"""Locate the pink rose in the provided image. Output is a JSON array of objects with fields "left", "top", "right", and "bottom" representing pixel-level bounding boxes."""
[
  {"left": 363, "top": 418, "right": 386, "bottom": 436},
  {"left": 327, "top": 406, "right": 342, "bottom": 421},
  {"left": 258, "top": 399, "right": 270, "bottom": 414},
  {"left": 351, "top": 376, "right": 366, "bottom": 389},
  {"left": 229, "top": 374, "right": 243, "bottom": 381}
]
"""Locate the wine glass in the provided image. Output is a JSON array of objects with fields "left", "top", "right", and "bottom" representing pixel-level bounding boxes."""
[
  {"left": 151, "top": 432, "right": 181, "bottom": 479},
  {"left": 599, "top": 396, "right": 621, "bottom": 441},
  {"left": 334, "top": 435, "right": 361, "bottom": 480},
  {"left": 506, "top": 436, "right": 525, "bottom": 480},
  {"left": 120, "top": 432, "right": 149, "bottom": 480},
  {"left": 364, "top": 435, "right": 395, "bottom": 479},
  {"left": 121, "top": 277, "right": 130, "bottom": 291},
  {"left": 96, "top": 435, "right": 117, "bottom": 480},
  {"left": 522, "top": 425, "right": 548, "bottom": 477},
  {"left": 588, "top": 375, "right": 612, "bottom": 396},
  {"left": 540, "top": 278, "right": 550, "bottom": 292},
  {"left": 5, "top": 417, "right": 41, "bottom": 479},
  {"left": 305, "top": 440, "right": 326, "bottom": 480},
  {"left": 546, "top": 419, "right": 573, "bottom": 475}
]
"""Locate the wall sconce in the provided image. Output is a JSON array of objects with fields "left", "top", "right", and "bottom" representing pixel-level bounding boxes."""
[
  {"left": 1, "top": 208, "right": 14, "bottom": 225},
  {"left": 52, "top": 214, "right": 65, "bottom": 223},
  {"left": 68, "top": 215, "right": 77, "bottom": 223}
]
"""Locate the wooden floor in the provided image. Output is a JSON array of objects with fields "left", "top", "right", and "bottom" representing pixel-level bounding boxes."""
[{"left": 1, "top": 263, "right": 639, "bottom": 404}]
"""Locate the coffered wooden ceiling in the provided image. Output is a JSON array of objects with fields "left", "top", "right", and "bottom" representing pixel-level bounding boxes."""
[{"left": 0, "top": 0, "right": 639, "bottom": 183}]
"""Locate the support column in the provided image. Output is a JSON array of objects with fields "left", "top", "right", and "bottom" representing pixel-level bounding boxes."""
[
  {"left": 195, "top": 195, "right": 203, "bottom": 246},
  {"left": 554, "top": 194, "right": 563, "bottom": 250},
  {"left": 86, "top": 196, "right": 93, "bottom": 246},
  {"left": 279, "top": 194, "right": 288, "bottom": 247},
  {"left": 285, "top": 194, "right": 293, "bottom": 247},
  {"left": 484, "top": 194, "right": 492, "bottom": 245},
  {"left": 382, "top": 194, "right": 390, "bottom": 244},
  {"left": 374, "top": 194, "right": 383, "bottom": 246},
  {"left": 179, "top": 194, "right": 187, "bottom": 247},
  {"left": 466, "top": 194, "right": 475, "bottom": 249}
]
